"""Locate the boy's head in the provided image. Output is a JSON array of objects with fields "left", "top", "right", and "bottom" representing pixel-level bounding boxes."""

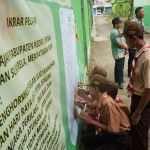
[
  {"left": 135, "top": 7, "right": 145, "bottom": 19},
  {"left": 116, "top": 21, "right": 144, "bottom": 48},
  {"left": 112, "top": 17, "right": 122, "bottom": 28},
  {"left": 88, "top": 74, "right": 109, "bottom": 99},
  {"left": 106, "top": 82, "right": 118, "bottom": 100},
  {"left": 86, "top": 66, "right": 107, "bottom": 81}
]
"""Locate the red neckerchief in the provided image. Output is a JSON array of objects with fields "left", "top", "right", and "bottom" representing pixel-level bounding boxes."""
[
  {"left": 115, "top": 98, "right": 123, "bottom": 103},
  {"left": 95, "top": 94, "right": 109, "bottom": 136},
  {"left": 127, "top": 45, "right": 150, "bottom": 97}
]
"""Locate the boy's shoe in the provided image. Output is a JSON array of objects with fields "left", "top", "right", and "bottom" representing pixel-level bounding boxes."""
[{"left": 118, "top": 83, "right": 123, "bottom": 89}]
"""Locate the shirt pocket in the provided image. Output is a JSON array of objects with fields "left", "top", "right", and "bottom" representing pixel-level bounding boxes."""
[
  {"left": 134, "top": 67, "right": 143, "bottom": 83},
  {"left": 100, "top": 112, "right": 109, "bottom": 125}
]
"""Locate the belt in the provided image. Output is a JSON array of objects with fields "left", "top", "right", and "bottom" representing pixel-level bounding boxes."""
[
  {"left": 117, "top": 131, "right": 130, "bottom": 138},
  {"left": 129, "top": 48, "right": 136, "bottom": 50}
]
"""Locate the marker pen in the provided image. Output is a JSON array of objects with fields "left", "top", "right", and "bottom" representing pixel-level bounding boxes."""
[{"left": 83, "top": 101, "right": 87, "bottom": 111}]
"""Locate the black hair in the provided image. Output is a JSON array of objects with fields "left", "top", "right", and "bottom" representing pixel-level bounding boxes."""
[
  {"left": 135, "top": 7, "right": 143, "bottom": 16},
  {"left": 106, "top": 83, "right": 118, "bottom": 100},
  {"left": 128, "top": 35, "right": 144, "bottom": 39},
  {"left": 113, "top": 22, "right": 121, "bottom": 27},
  {"left": 90, "top": 84, "right": 106, "bottom": 93}
]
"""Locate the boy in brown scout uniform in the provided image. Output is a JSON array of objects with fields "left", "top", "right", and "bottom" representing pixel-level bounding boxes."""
[
  {"left": 86, "top": 66, "right": 107, "bottom": 79},
  {"left": 75, "top": 75, "right": 132, "bottom": 150},
  {"left": 75, "top": 78, "right": 130, "bottom": 117},
  {"left": 75, "top": 66, "right": 107, "bottom": 107},
  {"left": 106, "top": 81, "right": 131, "bottom": 117},
  {"left": 74, "top": 74, "right": 109, "bottom": 116},
  {"left": 128, "top": 7, "right": 145, "bottom": 77},
  {"left": 116, "top": 21, "right": 150, "bottom": 150}
]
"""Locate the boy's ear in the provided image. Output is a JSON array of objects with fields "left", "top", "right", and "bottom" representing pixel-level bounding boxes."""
[
  {"left": 95, "top": 87, "right": 98, "bottom": 92},
  {"left": 132, "top": 35, "right": 136, "bottom": 40}
]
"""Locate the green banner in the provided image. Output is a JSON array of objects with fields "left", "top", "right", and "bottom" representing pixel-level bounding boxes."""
[{"left": 0, "top": 0, "right": 92, "bottom": 149}]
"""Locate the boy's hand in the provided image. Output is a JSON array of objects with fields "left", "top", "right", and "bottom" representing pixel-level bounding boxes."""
[
  {"left": 124, "top": 49, "right": 128, "bottom": 55},
  {"left": 74, "top": 99, "right": 84, "bottom": 109},
  {"left": 131, "top": 111, "right": 141, "bottom": 125},
  {"left": 80, "top": 110, "right": 93, "bottom": 124},
  {"left": 78, "top": 82, "right": 83, "bottom": 89},
  {"left": 73, "top": 106, "right": 78, "bottom": 118},
  {"left": 124, "top": 43, "right": 128, "bottom": 50},
  {"left": 93, "top": 100, "right": 97, "bottom": 106},
  {"left": 74, "top": 86, "right": 79, "bottom": 97},
  {"left": 78, "top": 88, "right": 84, "bottom": 97}
]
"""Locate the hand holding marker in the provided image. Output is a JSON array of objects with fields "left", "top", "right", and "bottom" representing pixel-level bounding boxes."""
[
  {"left": 75, "top": 99, "right": 85, "bottom": 103},
  {"left": 83, "top": 101, "right": 87, "bottom": 111}
]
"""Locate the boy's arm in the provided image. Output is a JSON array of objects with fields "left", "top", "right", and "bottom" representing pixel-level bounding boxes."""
[
  {"left": 81, "top": 89, "right": 90, "bottom": 95},
  {"left": 76, "top": 93, "right": 93, "bottom": 103},
  {"left": 118, "top": 43, "right": 128, "bottom": 49},
  {"left": 80, "top": 111, "right": 109, "bottom": 132},
  {"left": 74, "top": 86, "right": 93, "bottom": 102},
  {"left": 132, "top": 60, "right": 150, "bottom": 125},
  {"left": 73, "top": 106, "right": 82, "bottom": 119},
  {"left": 131, "top": 89, "right": 150, "bottom": 125},
  {"left": 111, "top": 32, "right": 128, "bottom": 50},
  {"left": 86, "top": 108, "right": 96, "bottom": 119},
  {"left": 87, "top": 100, "right": 97, "bottom": 110},
  {"left": 78, "top": 89, "right": 93, "bottom": 102},
  {"left": 79, "top": 94, "right": 93, "bottom": 102},
  {"left": 75, "top": 99, "right": 97, "bottom": 110},
  {"left": 73, "top": 106, "right": 96, "bottom": 120},
  {"left": 74, "top": 99, "right": 84, "bottom": 109}
]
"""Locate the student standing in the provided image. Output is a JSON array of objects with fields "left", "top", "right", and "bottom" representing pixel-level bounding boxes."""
[
  {"left": 128, "top": 7, "right": 145, "bottom": 77},
  {"left": 110, "top": 17, "right": 128, "bottom": 89},
  {"left": 117, "top": 21, "right": 150, "bottom": 150}
]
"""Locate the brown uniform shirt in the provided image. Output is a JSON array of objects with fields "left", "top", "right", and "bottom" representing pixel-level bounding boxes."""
[
  {"left": 97, "top": 93, "right": 131, "bottom": 133},
  {"left": 133, "top": 42, "right": 150, "bottom": 96}
]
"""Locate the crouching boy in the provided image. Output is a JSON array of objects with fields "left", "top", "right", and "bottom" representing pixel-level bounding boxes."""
[{"left": 79, "top": 75, "right": 132, "bottom": 150}]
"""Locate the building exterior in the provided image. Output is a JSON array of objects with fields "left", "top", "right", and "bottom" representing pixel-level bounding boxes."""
[{"left": 93, "top": 0, "right": 112, "bottom": 16}]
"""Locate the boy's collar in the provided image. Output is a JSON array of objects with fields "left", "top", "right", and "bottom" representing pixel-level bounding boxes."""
[
  {"left": 136, "top": 42, "right": 149, "bottom": 58},
  {"left": 97, "top": 92, "right": 108, "bottom": 108}
]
